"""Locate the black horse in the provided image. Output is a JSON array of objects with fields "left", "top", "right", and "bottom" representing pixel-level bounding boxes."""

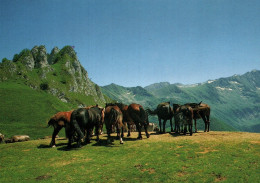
[
  {"left": 68, "top": 106, "right": 104, "bottom": 148},
  {"left": 146, "top": 102, "right": 174, "bottom": 133}
]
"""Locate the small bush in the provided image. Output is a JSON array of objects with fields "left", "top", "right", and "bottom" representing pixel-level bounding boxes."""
[{"left": 40, "top": 82, "right": 49, "bottom": 90}]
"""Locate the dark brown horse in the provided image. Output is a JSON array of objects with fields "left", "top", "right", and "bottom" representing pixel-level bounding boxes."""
[
  {"left": 104, "top": 105, "right": 124, "bottom": 144},
  {"left": 172, "top": 104, "right": 193, "bottom": 136},
  {"left": 127, "top": 103, "right": 150, "bottom": 140},
  {"left": 185, "top": 102, "right": 211, "bottom": 132},
  {"left": 146, "top": 102, "right": 174, "bottom": 133},
  {"left": 68, "top": 106, "right": 105, "bottom": 148}
]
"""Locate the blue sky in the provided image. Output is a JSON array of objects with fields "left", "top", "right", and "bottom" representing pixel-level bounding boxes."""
[{"left": 1, "top": 0, "right": 260, "bottom": 87}]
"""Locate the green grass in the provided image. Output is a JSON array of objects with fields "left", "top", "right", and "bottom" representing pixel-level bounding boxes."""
[
  {"left": 0, "top": 82, "right": 73, "bottom": 139},
  {"left": 0, "top": 131, "right": 259, "bottom": 183}
]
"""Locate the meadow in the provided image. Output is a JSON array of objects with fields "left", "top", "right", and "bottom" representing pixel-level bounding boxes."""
[{"left": 1, "top": 131, "right": 259, "bottom": 183}]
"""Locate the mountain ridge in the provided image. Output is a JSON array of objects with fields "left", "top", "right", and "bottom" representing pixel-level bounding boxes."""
[{"left": 102, "top": 69, "right": 260, "bottom": 132}]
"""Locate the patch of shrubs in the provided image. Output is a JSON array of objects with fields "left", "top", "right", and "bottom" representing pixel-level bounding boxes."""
[{"left": 40, "top": 82, "right": 49, "bottom": 90}]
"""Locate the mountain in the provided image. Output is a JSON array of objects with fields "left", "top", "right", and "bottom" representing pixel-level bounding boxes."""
[
  {"left": 102, "top": 70, "right": 260, "bottom": 132},
  {"left": 0, "top": 45, "right": 112, "bottom": 139},
  {"left": 0, "top": 45, "right": 110, "bottom": 106}
]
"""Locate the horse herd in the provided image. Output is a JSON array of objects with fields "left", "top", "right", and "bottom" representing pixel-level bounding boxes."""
[{"left": 47, "top": 101, "right": 210, "bottom": 148}]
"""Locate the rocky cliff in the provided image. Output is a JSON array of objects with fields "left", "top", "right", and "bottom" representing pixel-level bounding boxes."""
[{"left": 0, "top": 45, "right": 107, "bottom": 106}]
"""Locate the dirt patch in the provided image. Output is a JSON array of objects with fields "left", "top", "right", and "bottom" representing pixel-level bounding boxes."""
[
  {"left": 35, "top": 175, "right": 52, "bottom": 181},
  {"left": 141, "top": 168, "right": 156, "bottom": 174},
  {"left": 22, "top": 149, "right": 31, "bottom": 152},
  {"left": 250, "top": 141, "right": 260, "bottom": 145},
  {"left": 178, "top": 171, "right": 187, "bottom": 177},
  {"left": 196, "top": 147, "right": 218, "bottom": 154}
]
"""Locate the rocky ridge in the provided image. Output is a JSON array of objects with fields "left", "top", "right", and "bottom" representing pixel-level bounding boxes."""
[{"left": 0, "top": 45, "right": 106, "bottom": 105}]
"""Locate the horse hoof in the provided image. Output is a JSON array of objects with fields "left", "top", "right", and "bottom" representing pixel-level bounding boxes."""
[
  {"left": 120, "top": 141, "right": 124, "bottom": 144},
  {"left": 52, "top": 145, "right": 56, "bottom": 148}
]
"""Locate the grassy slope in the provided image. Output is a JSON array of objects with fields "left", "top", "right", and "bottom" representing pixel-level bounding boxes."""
[
  {"left": 0, "top": 131, "right": 259, "bottom": 182},
  {"left": 0, "top": 82, "right": 74, "bottom": 139}
]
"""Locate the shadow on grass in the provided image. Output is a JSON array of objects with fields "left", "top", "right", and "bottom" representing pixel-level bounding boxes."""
[
  {"left": 169, "top": 131, "right": 198, "bottom": 137},
  {"left": 37, "top": 142, "right": 68, "bottom": 149}
]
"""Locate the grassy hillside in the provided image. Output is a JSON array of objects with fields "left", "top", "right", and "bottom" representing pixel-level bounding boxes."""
[
  {"left": 0, "top": 82, "right": 78, "bottom": 139},
  {"left": 0, "top": 131, "right": 259, "bottom": 182}
]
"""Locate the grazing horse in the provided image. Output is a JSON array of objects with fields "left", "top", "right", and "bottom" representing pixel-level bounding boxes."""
[
  {"left": 127, "top": 103, "right": 150, "bottom": 140},
  {"left": 104, "top": 105, "right": 124, "bottom": 144},
  {"left": 68, "top": 106, "right": 105, "bottom": 148},
  {"left": 172, "top": 104, "right": 193, "bottom": 135},
  {"left": 146, "top": 102, "right": 174, "bottom": 133},
  {"left": 185, "top": 102, "right": 211, "bottom": 132},
  {"left": 47, "top": 110, "right": 73, "bottom": 147}
]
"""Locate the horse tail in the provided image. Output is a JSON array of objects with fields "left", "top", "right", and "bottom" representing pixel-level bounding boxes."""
[
  {"left": 139, "top": 106, "right": 147, "bottom": 124},
  {"left": 70, "top": 110, "right": 85, "bottom": 140},
  {"left": 110, "top": 108, "right": 123, "bottom": 127},
  {"left": 145, "top": 108, "right": 157, "bottom": 116}
]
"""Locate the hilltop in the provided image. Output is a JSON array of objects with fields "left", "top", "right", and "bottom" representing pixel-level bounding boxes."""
[{"left": 102, "top": 70, "right": 260, "bottom": 132}]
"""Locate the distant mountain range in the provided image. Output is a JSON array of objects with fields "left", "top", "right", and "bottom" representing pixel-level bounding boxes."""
[{"left": 101, "top": 70, "right": 260, "bottom": 132}]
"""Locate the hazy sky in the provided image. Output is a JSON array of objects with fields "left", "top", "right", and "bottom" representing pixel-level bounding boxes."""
[{"left": 1, "top": 0, "right": 260, "bottom": 87}]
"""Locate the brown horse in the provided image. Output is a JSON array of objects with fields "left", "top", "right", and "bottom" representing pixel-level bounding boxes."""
[
  {"left": 47, "top": 110, "right": 73, "bottom": 147},
  {"left": 146, "top": 102, "right": 174, "bottom": 133},
  {"left": 106, "top": 103, "right": 135, "bottom": 137},
  {"left": 127, "top": 103, "right": 150, "bottom": 140},
  {"left": 185, "top": 102, "right": 211, "bottom": 132},
  {"left": 104, "top": 105, "right": 124, "bottom": 144}
]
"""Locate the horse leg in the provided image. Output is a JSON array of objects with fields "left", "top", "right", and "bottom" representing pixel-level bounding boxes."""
[
  {"left": 136, "top": 123, "right": 142, "bottom": 140},
  {"left": 194, "top": 119, "right": 198, "bottom": 133},
  {"left": 120, "top": 127, "right": 124, "bottom": 144},
  {"left": 183, "top": 124, "right": 187, "bottom": 135},
  {"left": 144, "top": 122, "right": 150, "bottom": 138},
  {"left": 189, "top": 119, "right": 193, "bottom": 136},
  {"left": 116, "top": 126, "right": 120, "bottom": 140},
  {"left": 95, "top": 125, "right": 100, "bottom": 142},
  {"left": 163, "top": 120, "right": 167, "bottom": 133},
  {"left": 170, "top": 118, "right": 174, "bottom": 132},
  {"left": 85, "top": 128, "right": 91, "bottom": 144},
  {"left": 201, "top": 115, "right": 208, "bottom": 132},
  {"left": 158, "top": 118, "right": 162, "bottom": 133},
  {"left": 174, "top": 117, "right": 177, "bottom": 132},
  {"left": 206, "top": 115, "right": 210, "bottom": 132},
  {"left": 50, "top": 125, "right": 62, "bottom": 147},
  {"left": 127, "top": 123, "right": 131, "bottom": 137}
]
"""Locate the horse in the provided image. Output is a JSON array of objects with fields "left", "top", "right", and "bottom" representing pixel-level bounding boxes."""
[
  {"left": 47, "top": 110, "right": 73, "bottom": 147},
  {"left": 127, "top": 103, "right": 150, "bottom": 140},
  {"left": 47, "top": 105, "right": 103, "bottom": 147},
  {"left": 105, "top": 103, "right": 135, "bottom": 137},
  {"left": 68, "top": 106, "right": 105, "bottom": 148},
  {"left": 104, "top": 105, "right": 124, "bottom": 144},
  {"left": 185, "top": 102, "right": 211, "bottom": 132},
  {"left": 172, "top": 104, "right": 193, "bottom": 136},
  {"left": 146, "top": 102, "right": 174, "bottom": 133}
]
